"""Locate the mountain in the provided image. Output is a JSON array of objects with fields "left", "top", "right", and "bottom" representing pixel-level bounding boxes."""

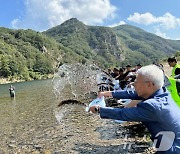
[
  {"left": 44, "top": 18, "right": 123, "bottom": 68},
  {"left": 1, "top": 18, "right": 180, "bottom": 81},
  {"left": 0, "top": 27, "right": 83, "bottom": 81},
  {"left": 44, "top": 18, "right": 180, "bottom": 67},
  {"left": 112, "top": 25, "right": 180, "bottom": 65}
]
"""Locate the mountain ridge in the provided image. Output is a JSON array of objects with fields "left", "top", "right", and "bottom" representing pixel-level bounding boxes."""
[{"left": 44, "top": 18, "right": 180, "bottom": 67}]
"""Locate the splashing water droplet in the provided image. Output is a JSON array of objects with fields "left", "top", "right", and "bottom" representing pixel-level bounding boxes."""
[{"left": 53, "top": 63, "right": 102, "bottom": 102}]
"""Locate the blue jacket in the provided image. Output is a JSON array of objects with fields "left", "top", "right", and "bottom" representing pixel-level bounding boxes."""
[{"left": 99, "top": 87, "right": 180, "bottom": 153}]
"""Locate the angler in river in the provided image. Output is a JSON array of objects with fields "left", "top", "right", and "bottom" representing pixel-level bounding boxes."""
[
  {"left": 89, "top": 64, "right": 180, "bottom": 154},
  {"left": 9, "top": 84, "right": 15, "bottom": 98}
]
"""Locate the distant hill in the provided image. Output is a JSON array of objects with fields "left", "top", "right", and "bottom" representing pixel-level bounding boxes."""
[
  {"left": 44, "top": 18, "right": 180, "bottom": 67},
  {"left": 0, "top": 27, "right": 83, "bottom": 81},
  {"left": 113, "top": 25, "right": 180, "bottom": 65},
  {"left": 0, "top": 18, "right": 180, "bottom": 81}
]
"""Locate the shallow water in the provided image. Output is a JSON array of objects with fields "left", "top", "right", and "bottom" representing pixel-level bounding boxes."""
[
  {"left": 0, "top": 64, "right": 151, "bottom": 153},
  {"left": 0, "top": 79, "right": 126, "bottom": 153},
  {"left": 0, "top": 79, "right": 59, "bottom": 153}
]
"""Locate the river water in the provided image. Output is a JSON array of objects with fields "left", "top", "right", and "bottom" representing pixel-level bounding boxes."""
[
  {"left": 0, "top": 64, "right": 151, "bottom": 153},
  {"left": 0, "top": 79, "right": 59, "bottom": 153}
]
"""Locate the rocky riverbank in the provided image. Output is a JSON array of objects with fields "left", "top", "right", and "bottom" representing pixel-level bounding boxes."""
[{"left": 0, "top": 62, "right": 172, "bottom": 85}]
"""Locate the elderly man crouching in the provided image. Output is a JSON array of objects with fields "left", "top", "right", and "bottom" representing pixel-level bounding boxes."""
[{"left": 90, "top": 65, "right": 180, "bottom": 154}]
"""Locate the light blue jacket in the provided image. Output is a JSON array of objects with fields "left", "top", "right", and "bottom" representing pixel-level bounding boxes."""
[{"left": 99, "top": 87, "right": 180, "bottom": 153}]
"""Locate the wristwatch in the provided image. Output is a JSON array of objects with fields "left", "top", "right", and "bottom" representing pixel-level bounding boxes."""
[{"left": 95, "top": 106, "right": 100, "bottom": 113}]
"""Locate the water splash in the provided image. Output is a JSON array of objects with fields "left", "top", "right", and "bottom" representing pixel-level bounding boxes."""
[
  {"left": 54, "top": 107, "right": 67, "bottom": 124},
  {"left": 53, "top": 63, "right": 101, "bottom": 102},
  {"left": 53, "top": 63, "right": 102, "bottom": 123}
]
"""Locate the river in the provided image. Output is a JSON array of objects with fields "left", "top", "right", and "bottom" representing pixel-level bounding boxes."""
[
  {"left": 0, "top": 79, "right": 126, "bottom": 153},
  {"left": 0, "top": 79, "right": 60, "bottom": 153},
  {"left": 0, "top": 64, "right": 151, "bottom": 153}
]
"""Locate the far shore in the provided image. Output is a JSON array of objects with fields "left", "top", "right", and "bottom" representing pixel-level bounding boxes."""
[{"left": 0, "top": 74, "right": 54, "bottom": 85}]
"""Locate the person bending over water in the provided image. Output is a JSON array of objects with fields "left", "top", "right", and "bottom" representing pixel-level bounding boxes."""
[{"left": 90, "top": 64, "right": 180, "bottom": 154}]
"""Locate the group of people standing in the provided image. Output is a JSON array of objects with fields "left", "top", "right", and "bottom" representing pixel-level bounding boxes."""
[
  {"left": 89, "top": 57, "right": 180, "bottom": 153},
  {"left": 103, "top": 58, "right": 180, "bottom": 106},
  {"left": 107, "top": 64, "right": 142, "bottom": 90}
]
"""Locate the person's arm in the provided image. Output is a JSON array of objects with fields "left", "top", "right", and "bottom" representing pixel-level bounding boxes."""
[
  {"left": 115, "top": 75, "right": 120, "bottom": 80},
  {"left": 99, "top": 101, "right": 158, "bottom": 122},
  {"left": 98, "top": 90, "right": 142, "bottom": 100},
  {"left": 124, "top": 100, "right": 141, "bottom": 108},
  {"left": 174, "top": 74, "right": 180, "bottom": 79},
  {"left": 112, "top": 90, "right": 141, "bottom": 100}
]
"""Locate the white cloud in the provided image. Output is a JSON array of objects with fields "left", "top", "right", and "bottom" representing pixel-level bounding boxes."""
[
  {"left": 11, "top": 19, "right": 20, "bottom": 29},
  {"left": 154, "top": 27, "right": 170, "bottom": 39},
  {"left": 127, "top": 12, "right": 180, "bottom": 29},
  {"left": 157, "top": 13, "right": 180, "bottom": 29},
  {"left": 128, "top": 12, "right": 156, "bottom": 25},
  {"left": 108, "top": 21, "right": 126, "bottom": 27},
  {"left": 11, "top": 0, "right": 116, "bottom": 31},
  {"left": 127, "top": 12, "right": 180, "bottom": 40}
]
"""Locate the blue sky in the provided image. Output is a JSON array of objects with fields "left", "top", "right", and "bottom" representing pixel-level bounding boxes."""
[{"left": 0, "top": 0, "right": 180, "bottom": 40}]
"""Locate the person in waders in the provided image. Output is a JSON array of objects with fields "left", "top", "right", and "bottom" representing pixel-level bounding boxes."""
[{"left": 9, "top": 85, "right": 15, "bottom": 98}]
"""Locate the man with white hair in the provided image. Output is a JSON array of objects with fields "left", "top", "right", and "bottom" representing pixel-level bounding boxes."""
[{"left": 90, "top": 65, "right": 180, "bottom": 153}]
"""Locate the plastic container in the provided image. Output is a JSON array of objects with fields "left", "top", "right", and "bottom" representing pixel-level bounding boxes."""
[{"left": 86, "top": 96, "right": 106, "bottom": 112}]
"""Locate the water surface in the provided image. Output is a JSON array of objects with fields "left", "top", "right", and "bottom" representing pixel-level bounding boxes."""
[
  {"left": 0, "top": 65, "right": 149, "bottom": 153},
  {"left": 0, "top": 79, "right": 59, "bottom": 153}
]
